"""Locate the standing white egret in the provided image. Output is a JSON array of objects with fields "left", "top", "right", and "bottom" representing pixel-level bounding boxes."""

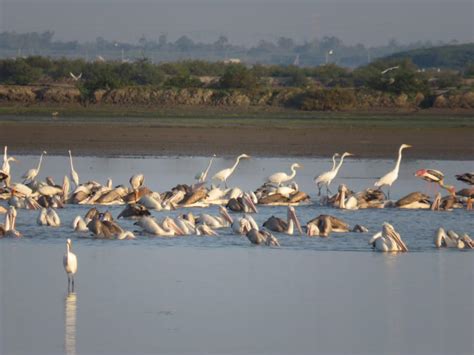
[
  {"left": 63, "top": 239, "right": 78, "bottom": 292},
  {"left": 267, "top": 163, "right": 302, "bottom": 186},
  {"left": 374, "top": 144, "right": 412, "bottom": 199},
  {"left": 212, "top": 154, "right": 250, "bottom": 188},
  {"left": 68, "top": 150, "right": 80, "bottom": 187},
  {"left": 22, "top": 151, "right": 47, "bottom": 183},
  {"left": 196, "top": 154, "right": 216, "bottom": 183},
  {"left": 314, "top": 152, "right": 353, "bottom": 195},
  {"left": 2, "top": 146, "right": 17, "bottom": 187}
]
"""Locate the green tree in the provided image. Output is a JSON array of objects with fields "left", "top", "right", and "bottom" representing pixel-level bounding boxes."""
[
  {"left": 219, "top": 64, "right": 258, "bottom": 90},
  {"left": 0, "top": 59, "right": 42, "bottom": 85}
]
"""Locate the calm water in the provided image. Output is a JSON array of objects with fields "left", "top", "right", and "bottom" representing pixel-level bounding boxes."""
[{"left": 1, "top": 155, "right": 473, "bottom": 354}]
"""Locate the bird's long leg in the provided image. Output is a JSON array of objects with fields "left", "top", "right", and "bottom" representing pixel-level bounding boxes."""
[
  {"left": 224, "top": 180, "right": 228, "bottom": 189},
  {"left": 67, "top": 275, "right": 71, "bottom": 292},
  {"left": 72, "top": 277, "right": 75, "bottom": 292},
  {"left": 317, "top": 183, "right": 321, "bottom": 196},
  {"left": 327, "top": 185, "right": 332, "bottom": 196},
  {"left": 387, "top": 187, "right": 391, "bottom": 200}
]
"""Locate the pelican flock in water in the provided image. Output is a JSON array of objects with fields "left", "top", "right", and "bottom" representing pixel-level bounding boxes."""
[{"left": 0, "top": 144, "right": 472, "bottom": 277}]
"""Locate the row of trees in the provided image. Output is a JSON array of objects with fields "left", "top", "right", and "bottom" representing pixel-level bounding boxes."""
[
  {"left": 0, "top": 56, "right": 469, "bottom": 100},
  {"left": 0, "top": 31, "right": 466, "bottom": 68}
]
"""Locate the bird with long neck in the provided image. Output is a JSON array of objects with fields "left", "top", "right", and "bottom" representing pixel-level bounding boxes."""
[
  {"left": 212, "top": 154, "right": 250, "bottom": 188},
  {"left": 196, "top": 154, "right": 216, "bottom": 183},
  {"left": 314, "top": 152, "right": 353, "bottom": 196},
  {"left": 374, "top": 144, "right": 412, "bottom": 199},
  {"left": 68, "top": 150, "right": 80, "bottom": 187},
  {"left": 63, "top": 239, "right": 78, "bottom": 292},
  {"left": 2, "top": 146, "right": 17, "bottom": 187},
  {"left": 22, "top": 151, "right": 46, "bottom": 183},
  {"left": 267, "top": 163, "right": 302, "bottom": 186}
]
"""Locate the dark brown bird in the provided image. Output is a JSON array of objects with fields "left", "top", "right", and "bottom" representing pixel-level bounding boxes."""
[
  {"left": 456, "top": 173, "right": 474, "bottom": 185},
  {"left": 456, "top": 188, "right": 474, "bottom": 210},
  {"left": 117, "top": 203, "right": 151, "bottom": 219}
]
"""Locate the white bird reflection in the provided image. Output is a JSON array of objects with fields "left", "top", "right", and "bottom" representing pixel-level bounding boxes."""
[{"left": 64, "top": 292, "right": 77, "bottom": 355}]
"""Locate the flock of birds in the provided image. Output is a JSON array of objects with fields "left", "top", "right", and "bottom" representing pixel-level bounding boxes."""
[{"left": 0, "top": 144, "right": 473, "bottom": 290}]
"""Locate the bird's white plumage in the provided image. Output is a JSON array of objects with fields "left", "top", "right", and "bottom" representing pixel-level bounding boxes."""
[
  {"left": 22, "top": 151, "right": 46, "bottom": 182},
  {"left": 267, "top": 163, "right": 302, "bottom": 186},
  {"left": 212, "top": 154, "right": 249, "bottom": 187},
  {"left": 68, "top": 150, "right": 80, "bottom": 187},
  {"left": 374, "top": 144, "right": 411, "bottom": 188},
  {"left": 63, "top": 239, "right": 78, "bottom": 276},
  {"left": 314, "top": 152, "right": 353, "bottom": 193}
]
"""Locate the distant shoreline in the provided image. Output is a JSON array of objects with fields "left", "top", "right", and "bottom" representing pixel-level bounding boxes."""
[{"left": 1, "top": 110, "right": 473, "bottom": 159}]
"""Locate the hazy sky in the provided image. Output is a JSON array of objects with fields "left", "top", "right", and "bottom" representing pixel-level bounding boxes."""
[{"left": 1, "top": 0, "right": 473, "bottom": 46}]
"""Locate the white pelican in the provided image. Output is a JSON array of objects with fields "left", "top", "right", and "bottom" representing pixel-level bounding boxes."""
[
  {"left": 2, "top": 207, "right": 21, "bottom": 237},
  {"left": 129, "top": 174, "right": 145, "bottom": 202},
  {"left": 117, "top": 231, "right": 136, "bottom": 240},
  {"left": 374, "top": 144, "right": 411, "bottom": 199},
  {"left": 198, "top": 206, "right": 233, "bottom": 229},
  {"left": 314, "top": 152, "right": 353, "bottom": 195},
  {"left": 63, "top": 239, "right": 78, "bottom": 292},
  {"left": 72, "top": 216, "right": 89, "bottom": 232},
  {"left": 232, "top": 214, "right": 259, "bottom": 235},
  {"left": 22, "top": 151, "right": 47, "bottom": 183},
  {"left": 46, "top": 208, "right": 61, "bottom": 227},
  {"left": 212, "top": 154, "right": 250, "bottom": 188},
  {"left": 134, "top": 216, "right": 179, "bottom": 236},
  {"left": 37, "top": 208, "right": 48, "bottom": 226},
  {"left": 68, "top": 150, "right": 80, "bottom": 187},
  {"left": 267, "top": 163, "right": 302, "bottom": 186},
  {"left": 369, "top": 223, "right": 408, "bottom": 252},
  {"left": 195, "top": 154, "right": 216, "bottom": 183}
]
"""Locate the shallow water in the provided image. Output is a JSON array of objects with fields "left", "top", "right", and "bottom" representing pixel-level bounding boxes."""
[{"left": 1, "top": 155, "right": 473, "bottom": 354}]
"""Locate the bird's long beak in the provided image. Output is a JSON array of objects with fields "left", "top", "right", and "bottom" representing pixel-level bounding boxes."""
[
  {"left": 289, "top": 207, "right": 303, "bottom": 235},
  {"left": 244, "top": 194, "right": 258, "bottom": 213},
  {"left": 220, "top": 207, "right": 233, "bottom": 224}
]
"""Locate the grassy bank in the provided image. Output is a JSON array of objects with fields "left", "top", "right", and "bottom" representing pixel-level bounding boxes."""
[{"left": 0, "top": 105, "right": 473, "bottom": 129}]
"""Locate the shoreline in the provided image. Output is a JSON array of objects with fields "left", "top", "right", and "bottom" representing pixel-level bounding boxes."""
[{"left": 1, "top": 117, "right": 473, "bottom": 159}]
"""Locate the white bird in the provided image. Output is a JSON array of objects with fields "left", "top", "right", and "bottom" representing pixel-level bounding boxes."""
[
  {"left": 1, "top": 146, "right": 17, "bottom": 187},
  {"left": 63, "top": 239, "right": 78, "bottom": 292},
  {"left": 381, "top": 66, "right": 399, "bottom": 75},
  {"left": 46, "top": 208, "right": 61, "bottom": 227},
  {"left": 374, "top": 144, "right": 412, "bottom": 199},
  {"left": 69, "top": 72, "right": 82, "bottom": 81},
  {"left": 199, "top": 206, "right": 233, "bottom": 229},
  {"left": 368, "top": 223, "right": 408, "bottom": 252},
  {"left": 68, "top": 150, "right": 80, "bottom": 187},
  {"left": 212, "top": 154, "right": 250, "bottom": 188},
  {"left": 129, "top": 173, "right": 144, "bottom": 201},
  {"left": 267, "top": 163, "right": 302, "bottom": 186},
  {"left": 22, "top": 151, "right": 47, "bottom": 183},
  {"left": 314, "top": 152, "right": 353, "bottom": 195},
  {"left": 195, "top": 154, "right": 216, "bottom": 183},
  {"left": 72, "top": 216, "right": 88, "bottom": 232}
]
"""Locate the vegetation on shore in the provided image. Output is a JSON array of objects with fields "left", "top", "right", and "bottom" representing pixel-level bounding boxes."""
[{"left": 0, "top": 44, "right": 473, "bottom": 112}]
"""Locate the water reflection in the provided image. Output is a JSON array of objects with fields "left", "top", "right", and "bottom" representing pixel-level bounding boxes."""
[{"left": 64, "top": 292, "right": 77, "bottom": 355}]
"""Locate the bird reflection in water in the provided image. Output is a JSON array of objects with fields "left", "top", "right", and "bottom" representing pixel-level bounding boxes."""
[{"left": 64, "top": 292, "right": 77, "bottom": 355}]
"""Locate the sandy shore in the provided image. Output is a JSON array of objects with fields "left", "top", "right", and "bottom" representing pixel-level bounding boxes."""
[{"left": 1, "top": 120, "right": 473, "bottom": 159}]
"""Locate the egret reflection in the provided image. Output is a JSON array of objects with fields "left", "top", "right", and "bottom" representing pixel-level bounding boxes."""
[{"left": 64, "top": 292, "right": 77, "bottom": 355}]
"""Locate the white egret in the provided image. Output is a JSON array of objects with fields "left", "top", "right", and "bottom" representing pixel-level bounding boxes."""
[
  {"left": 212, "top": 154, "right": 250, "bottom": 188},
  {"left": 68, "top": 150, "right": 80, "bottom": 187},
  {"left": 22, "top": 151, "right": 47, "bottom": 183},
  {"left": 63, "top": 239, "right": 78, "bottom": 292},
  {"left": 195, "top": 154, "right": 216, "bottom": 183},
  {"left": 267, "top": 163, "right": 302, "bottom": 186},
  {"left": 374, "top": 144, "right": 412, "bottom": 199},
  {"left": 314, "top": 152, "right": 353, "bottom": 195}
]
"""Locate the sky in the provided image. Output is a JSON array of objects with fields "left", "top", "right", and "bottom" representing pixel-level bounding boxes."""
[{"left": 0, "top": 0, "right": 473, "bottom": 46}]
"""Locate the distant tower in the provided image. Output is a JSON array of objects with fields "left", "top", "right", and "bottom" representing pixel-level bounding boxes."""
[{"left": 293, "top": 54, "right": 300, "bottom": 66}]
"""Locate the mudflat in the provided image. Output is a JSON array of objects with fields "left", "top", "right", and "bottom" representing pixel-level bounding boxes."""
[{"left": 1, "top": 118, "right": 473, "bottom": 158}]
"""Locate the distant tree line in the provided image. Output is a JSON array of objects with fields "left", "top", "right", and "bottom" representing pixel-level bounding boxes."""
[
  {"left": 0, "top": 30, "right": 469, "bottom": 68},
  {"left": 0, "top": 55, "right": 471, "bottom": 104}
]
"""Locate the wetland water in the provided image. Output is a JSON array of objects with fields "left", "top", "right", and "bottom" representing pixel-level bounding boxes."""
[{"left": 1, "top": 155, "right": 473, "bottom": 354}]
